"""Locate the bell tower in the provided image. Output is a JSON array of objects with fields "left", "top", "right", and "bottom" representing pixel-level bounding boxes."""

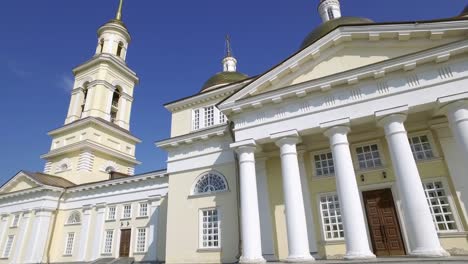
[{"left": 41, "top": 0, "right": 141, "bottom": 184}]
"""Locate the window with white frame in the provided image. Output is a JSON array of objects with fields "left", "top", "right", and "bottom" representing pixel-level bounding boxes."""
[
  {"left": 103, "top": 230, "right": 114, "bottom": 254},
  {"left": 356, "top": 144, "right": 382, "bottom": 169},
  {"left": 192, "top": 106, "right": 228, "bottom": 131},
  {"left": 320, "top": 194, "right": 344, "bottom": 240},
  {"left": 136, "top": 228, "right": 147, "bottom": 253},
  {"left": 409, "top": 135, "right": 434, "bottom": 161},
  {"left": 423, "top": 181, "right": 457, "bottom": 232},
  {"left": 200, "top": 209, "right": 220, "bottom": 249},
  {"left": 2, "top": 235, "right": 14, "bottom": 258},
  {"left": 314, "top": 152, "right": 334, "bottom": 176},
  {"left": 122, "top": 204, "right": 132, "bottom": 219},
  {"left": 11, "top": 214, "right": 20, "bottom": 227},
  {"left": 107, "top": 206, "right": 116, "bottom": 221},
  {"left": 67, "top": 211, "right": 81, "bottom": 225},
  {"left": 64, "top": 232, "right": 75, "bottom": 256},
  {"left": 193, "top": 172, "right": 228, "bottom": 195},
  {"left": 139, "top": 203, "right": 148, "bottom": 217}
]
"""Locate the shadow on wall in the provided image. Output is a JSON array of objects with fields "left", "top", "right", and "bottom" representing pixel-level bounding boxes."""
[{"left": 140, "top": 196, "right": 168, "bottom": 263}]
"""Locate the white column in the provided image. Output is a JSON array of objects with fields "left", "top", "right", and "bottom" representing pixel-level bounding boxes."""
[
  {"left": 78, "top": 206, "right": 93, "bottom": 261},
  {"left": 91, "top": 204, "right": 107, "bottom": 260},
  {"left": 323, "top": 125, "right": 375, "bottom": 259},
  {"left": 11, "top": 210, "right": 32, "bottom": 263},
  {"left": 147, "top": 195, "right": 162, "bottom": 262},
  {"left": 25, "top": 209, "right": 54, "bottom": 263},
  {"left": 444, "top": 101, "right": 468, "bottom": 161},
  {"left": 377, "top": 113, "right": 448, "bottom": 257},
  {"left": 231, "top": 140, "right": 266, "bottom": 264},
  {"left": 255, "top": 158, "right": 275, "bottom": 260},
  {"left": 297, "top": 151, "right": 318, "bottom": 254},
  {"left": 0, "top": 214, "right": 8, "bottom": 251},
  {"left": 272, "top": 130, "right": 314, "bottom": 262}
]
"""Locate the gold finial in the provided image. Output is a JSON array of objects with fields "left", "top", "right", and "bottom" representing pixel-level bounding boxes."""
[
  {"left": 115, "top": 0, "right": 124, "bottom": 21},
  {"left": 225, "top": 35, "right": 233, "bottom": 58}
]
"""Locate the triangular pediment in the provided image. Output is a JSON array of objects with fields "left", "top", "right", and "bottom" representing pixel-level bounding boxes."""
[
  {"left": 0, "top": 172, "right": 42, "bottom": 194},
  {"left": 219, "top": 19, "right": 468, "bottom": 107}
]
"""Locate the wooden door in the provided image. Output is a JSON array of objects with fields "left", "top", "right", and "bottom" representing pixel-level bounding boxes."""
[
  {"left": 119, "top": 229, "right": 131, "bottom": 257},
  {"left": 363, "top": 189, "right": 406, "bottom": 256}
]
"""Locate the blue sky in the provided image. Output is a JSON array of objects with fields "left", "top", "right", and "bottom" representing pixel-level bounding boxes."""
[{"left": 0, "top": 0, "right": 465, "bottom": 185}]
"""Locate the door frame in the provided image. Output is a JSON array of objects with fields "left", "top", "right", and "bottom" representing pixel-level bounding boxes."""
[
  {"left": 118, "top": 228, "right": 133, "bottom": 258},
  {"left": 357, "top": 180, "right": 411, "bottom": 255}
]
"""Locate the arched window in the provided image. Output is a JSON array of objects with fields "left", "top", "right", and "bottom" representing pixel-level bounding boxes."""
[
  {"left": 99, "top": 39, "right": 104, "bottom": 53},
  {"left": 117, "top": 42, "right": 124, "bottom": 57},
  {"left": 111, "top": 87, "right": 121, "bottom": 123},
  {"left": 327, "top": 7, "right": 335, "bottom": 20},
  {"left": 193, "top": 172, "right": 228, "bottom": 195},
  {"left": 105, "top": 166, "right": 116, "bottom": 173},
  {"left": 80, "top": 82, "right": 89, "bottom": 118},
  {"left": 67, "top": 211, "right": 81, "bottom": 225}
]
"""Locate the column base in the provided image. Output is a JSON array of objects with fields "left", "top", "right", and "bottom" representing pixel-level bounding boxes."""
[
  {"left": 284, "top": 254, "right": 315, "bottom": 263},
  {"left": 410, "top": 248, "right": 450, "bottom": 258},
  {"left": 239, "top": 256, "right": 266, "bottom": 264},
  {"left": 344, "top": 251, "right": 376, "bottom": 260}
]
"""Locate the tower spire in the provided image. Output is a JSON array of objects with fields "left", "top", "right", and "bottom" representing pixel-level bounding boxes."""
[
  {"left": 222, "top": 35, "right": 237, "bottom": 72},
  {"left": 225, "top": 35, "right": 233, "bottom": 58},
  {"left": 318, "top": 0, "right": 342, "bottom": 23},
  {"left": 115, "top": 0, "right": 124, "bottom": 21}
]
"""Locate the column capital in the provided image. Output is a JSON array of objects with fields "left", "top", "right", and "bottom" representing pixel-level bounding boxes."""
[
  {"left": 375, "top": 105, "right": 408, "bottom": 126},
  {"left": 377, "top": 113, "right": 407, "bottom": 128},
  {"left": 271, "top": 130, "right": 301, "bottom": 147},
  {"left": 231, "top": 139, "right": 257, "bottom": 154},
  {"left": 323, "top": 125, "right": 350, "bottom": 138}
]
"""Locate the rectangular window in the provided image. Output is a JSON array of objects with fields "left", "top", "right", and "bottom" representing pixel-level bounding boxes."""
[
  {"left": 219, "top": 112, "right": 227, "bottom": 124},
  {"left": 204, "top": 106, "right": 215, "bottom": 127},
  {"left": 139, "top": 203, "right": 148, "bottom": 217},
  {"left": 64, "top": 232, "right": 75, "bottom": 256},
  {"left": 103, "top": 230, "right": 114, "bottom": 254},
  {"left": 314, "top": 152, "right": 334, "bottom": 176},
  {"left": 423, "top": 181, "right": 457, "bottom": 232},
  {"left": 193, "top": 109, "right": 200, "bottom": 130},
  {"left": 136, "top": 228, "right": 147, "bottom": 253},
  {"left": 2, "top": 235, "right": 14, "bottom": 258},
  {"left": 11, "top": 214, "right": 20, "bottom": 227},
  {"left": 122, "top": 204, "right": 132, "bottom": 219},
  {"left": 320, "top": 194, "right": 344, "bottom": 240},
  {"left": 107, "top": 206, "right": 116, "bottom": 221},
  {"left": 409, "top": 135, "right": 434, "bottom": 161},
  {"left": 200, "top": 209, "right": 220, "bottom": 249},
  {"left": 356, "top": 144, "right": 382, "bottom": 169}
]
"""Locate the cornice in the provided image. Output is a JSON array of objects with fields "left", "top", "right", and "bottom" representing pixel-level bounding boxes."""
[
  {"left": 41, "top": 140, "right": 141, "bottom": 165},
  {"left": 49, "top": 117, "right": 141, "bottom": 143},
  {"left": 220, "top": 39, "right": 468, "bottom": 114},
  {"left": 156, "top": 125, "right": 229, "bottom": 149},
  {"left": 73, "top": 53, "right": 139, "bottom": 84}
]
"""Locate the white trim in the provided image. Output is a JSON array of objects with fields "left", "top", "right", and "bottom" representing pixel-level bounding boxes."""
[
  {"left": 190, "top": 170, "right": 229, "bottom": 196},
  {"left": 310, "top": 149, "right": 335, "bottom": 178},
  {"left": 198, "top": 207, "right": 222, "bottom": 250}
]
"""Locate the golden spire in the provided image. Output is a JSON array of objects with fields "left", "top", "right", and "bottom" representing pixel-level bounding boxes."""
[{"left": 115, "top": 0, "right": 124, "bottom": 21}]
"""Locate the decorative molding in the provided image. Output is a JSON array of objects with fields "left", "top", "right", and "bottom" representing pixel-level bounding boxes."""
[
  {"left": 406, "top": 74, "right": 420, "bottom": 88},
  {"left": 101, "top": 160, "right": 119, "bottom": 173},
  {"left": 43, "top": 162, "right": 52, "bottom": 174},
  {"left": 78, "top": 150, "right": 94, "bottom": 172},
  {"left": 127, "top": 167, "right": 135, "bottom": 176},
  {"left": 377, "top": 81, "right": 390, "bottom": 94},
  {"left": 438, "top": 66, "right": 454, "bottom": 80},
  {"left": 55, "top": 158, "right": 72, "bottom": 173}
]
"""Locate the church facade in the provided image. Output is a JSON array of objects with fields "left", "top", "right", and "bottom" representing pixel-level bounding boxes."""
[{"left": 1, "top": 0, "right": 468, "bottom": 263}]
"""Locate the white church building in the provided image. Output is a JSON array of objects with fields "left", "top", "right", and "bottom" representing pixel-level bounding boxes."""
[{"left": 1, "top": 0, "right": 468, "bottom": 263}]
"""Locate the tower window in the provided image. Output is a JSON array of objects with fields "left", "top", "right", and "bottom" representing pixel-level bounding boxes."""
[
  {"left": 117, "top": 42, "right": 124, "bottom": 57},
  {"left": 99, "top": 39, "right": 104, "bottom": 53},
  {"left": 80, "top": 82, "right": 89, "bottom": 118},
  {"left": 111, "top": 87, "right": 121, "bottom": 123},
  {"left": 327, "top": 8, "right": 335, "bottom": 20}
]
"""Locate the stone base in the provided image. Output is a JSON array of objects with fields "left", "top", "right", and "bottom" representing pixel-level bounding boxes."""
[
  {"left": 284, "top": 254, "right": 315, "bottom": 263},
  {"left": 344, "top": 251, "right": 377, "bottom": 260},
  {"left": 410, "top": 248, "right": 451, "bottom": 258},
  {"left": 239, "top": 256, "right": 267, "bottom": 264}
]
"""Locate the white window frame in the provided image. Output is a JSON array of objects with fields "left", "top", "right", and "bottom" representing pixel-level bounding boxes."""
[
  {"left": 64, "top": 232, "right": 75, "bottom": 256},
  {"left": 310, "top": 149, "right": 335, "bottom": 177},
  {"left": 352, "top": 140, "right": 386, "bottom": 171},
  {"left": 318, "top": 193, "right": 344, "bottom": 241},
  {"left": 135, "top": 227, "right": 147, "bottom": 253},
  {"left": 422, "top": 178, "right": 463, "bottom": 233},
  {"left": 2, "top": 235, "right": 14, "bottom": 258},
  {"left": 107, "top": 206, "right": 116, "bottom": 221},
  {"left": 408, "top": 131, "right": 439, "bottom": 162},
  {"left": 66, "top": 211, "right": 81, "bottom": 225},
  {"left": 102, "top": 229, "right": 114, "bottom": 254},
  {"left": 191, "top": 105, "right": 228, "bottom": 131},
  {"left": 199, "top": 208, "right": 221, "bottom": 250},
  {"left": 10, "top": 214, "right": 20, "bottom": 228},
  {"left": 138, "top": 203, "right": 149, "bottom": 217},
  {"left": 191, "top": 171, "right": 229, "bottom": 196},
  {"left": 122, "top": 204, "right": 132, "bottom": 219}
]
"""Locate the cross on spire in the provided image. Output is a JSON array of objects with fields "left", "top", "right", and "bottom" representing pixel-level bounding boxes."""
[{"left": 225, "top": 35, "right": 233, "bottom": 58}]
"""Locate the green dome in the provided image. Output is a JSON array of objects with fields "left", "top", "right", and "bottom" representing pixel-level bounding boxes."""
[
  {"left": 301, "top": 17, "right": 374, "bottom": 49},
  {"left": 201, "top": 71, "right": 249, "bottom": 92}
]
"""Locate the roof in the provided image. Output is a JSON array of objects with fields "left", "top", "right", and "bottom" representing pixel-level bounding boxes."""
[
  {"left": 201, "top": 71, "right": 249, "bottom": 92},
  {"left": 23, "top": 171, "right": 76, "bottom": 188},
  {"left": 460, "top": 5, "right": 468, "bottom": 17},
  {"left": 301, "top": 16, "right": 374, "bottom": 49}
]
